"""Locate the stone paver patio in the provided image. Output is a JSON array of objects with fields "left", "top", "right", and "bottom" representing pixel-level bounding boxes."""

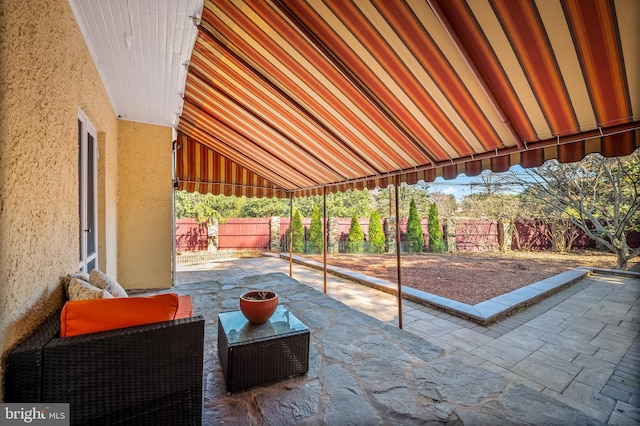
[{"left": 166, "top": 255, "right": 639, "bottom": 425}]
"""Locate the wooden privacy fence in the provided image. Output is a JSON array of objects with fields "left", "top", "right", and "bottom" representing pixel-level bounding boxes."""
[
  {"left": 455, "top": 220, "right": 501, "bottom": 252},
  {"left": 176, "top": 217, "right": 640, "bottom": 253},
  {"left": 177, "top": 217, "right": 444, "bottom": 252},
  {"left": 217, "top": 218, "right": 271, "bottom": 249},
  {"left": 176, "top": 219, "right": 207, "bottom": 251}
]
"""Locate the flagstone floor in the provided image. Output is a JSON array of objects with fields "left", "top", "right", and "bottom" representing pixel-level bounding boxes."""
[{"left": 167, "top": 255, "right": 639, "bottom": 425}]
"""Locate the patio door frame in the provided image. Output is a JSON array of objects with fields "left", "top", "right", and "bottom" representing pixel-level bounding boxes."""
[{"left": 78, "top": 110, "right": 98, "bottom": 273}]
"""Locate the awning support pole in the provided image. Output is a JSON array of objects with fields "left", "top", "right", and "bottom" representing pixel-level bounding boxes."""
[
  {"left": 289, "top": 192, "right": 293, "bottom": 277},
  {"left": 323, "top": 186, "right": 328, "bottom": 294},
  {"left": 395, "top": 176, "right": 403, "bottom": 329}
]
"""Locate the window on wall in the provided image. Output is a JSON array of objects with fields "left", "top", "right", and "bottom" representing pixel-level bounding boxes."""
[{"left": 78, "top": 111, "right": 98, "bottom": 273}]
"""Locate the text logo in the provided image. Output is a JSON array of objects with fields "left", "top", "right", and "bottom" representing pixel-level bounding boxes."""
[{"left": 1, "top": 404, "right": 69, "bottom": 425}]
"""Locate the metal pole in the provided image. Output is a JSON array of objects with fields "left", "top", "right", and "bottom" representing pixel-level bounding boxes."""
[
  {"left": 289, "top": 192, "right": 293, "bottom": 277},
  {"left": 389, "top": 180, "right": 395, "bottom": 218},
  {"left": 171, "top": 132, "right": 178, "bottom": 287},
  {"left": 395, "top": 177, "right": 403, "bottom": 329},
  {"left": 323, "top": 187, "right": 327, "bottom": 294}
]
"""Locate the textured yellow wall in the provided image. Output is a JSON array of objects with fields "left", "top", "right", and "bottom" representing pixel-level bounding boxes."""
[
  {"left": 99, "top": 131, "right": 120, "bottom": 279},
  {"left": 117, "top": 121, "right": 173, "bottom": 290},
  {"left": 0, "top": 0, "right": 118, "bottom": 393}
]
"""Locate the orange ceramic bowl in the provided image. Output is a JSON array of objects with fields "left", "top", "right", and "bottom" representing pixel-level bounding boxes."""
[{"left": 239, "top": 291, "right": 278, "bottom": 324}]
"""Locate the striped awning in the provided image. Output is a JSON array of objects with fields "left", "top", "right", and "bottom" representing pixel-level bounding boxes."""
[
  {"left": 176, "top": 133, "right": 288, "bottom": 197},
  {"left": 177, "top": 0, "right": 639, "bottom": 198}
]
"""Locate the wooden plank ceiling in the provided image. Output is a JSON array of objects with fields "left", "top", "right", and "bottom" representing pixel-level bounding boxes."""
[
  {"left": 176, "top": 0, "right": 639, "bottom": 198},
  {"left": 69, "top": 0, "right": 202, "bottom": 127}
]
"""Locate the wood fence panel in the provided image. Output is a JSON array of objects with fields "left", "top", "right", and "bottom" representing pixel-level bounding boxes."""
[
  {"left": 176, "top": 219, "right": 207, "bottom": 251},
  {"left": 455, "top": 219, "right": 499, "bottom": 251},
  {"left": 218, "top": 218, "right": 271, "bottom": 249},
  {"left": 396, "top": 219, "right": 430, "bottom": 241}
]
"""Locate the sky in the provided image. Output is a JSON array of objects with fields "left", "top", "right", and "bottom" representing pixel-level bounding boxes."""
[{"left": 428, "top": 165, "right": 527, "bottom": 201}]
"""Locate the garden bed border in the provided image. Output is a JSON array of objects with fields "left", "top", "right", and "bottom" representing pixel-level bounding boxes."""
[{"left": 281, "top": 254, "right": 640, "bottom": 325}]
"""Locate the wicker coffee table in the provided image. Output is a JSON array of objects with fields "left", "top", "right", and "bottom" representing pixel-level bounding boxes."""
[{"left": 217, "top": 305, "right": 310, "bottom": 393}]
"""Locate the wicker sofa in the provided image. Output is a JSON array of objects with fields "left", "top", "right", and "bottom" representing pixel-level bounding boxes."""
[{"left": 4, "top": 308, "right": 205, "bottom": 426}]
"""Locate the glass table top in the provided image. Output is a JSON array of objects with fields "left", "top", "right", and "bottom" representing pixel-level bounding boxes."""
[{"left": 218, "top": 305, "right": 308, "bottom": 345}]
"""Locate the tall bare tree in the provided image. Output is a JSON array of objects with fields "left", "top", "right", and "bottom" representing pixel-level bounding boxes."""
[
  {"left": 428, "top": 192, "right": 457, "bottom": 219},
  {"left": 509, "top": 151, "right": 640, "bottom": 269}
]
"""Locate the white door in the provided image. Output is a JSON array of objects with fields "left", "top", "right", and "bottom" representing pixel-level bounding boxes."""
[{"left": 78, "top": 111, "right": 98, "bottom": 273}]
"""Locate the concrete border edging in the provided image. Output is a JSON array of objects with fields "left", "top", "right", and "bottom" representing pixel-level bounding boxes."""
[{"left": 279, "top": 254, "right": 637, "bottom": 325}]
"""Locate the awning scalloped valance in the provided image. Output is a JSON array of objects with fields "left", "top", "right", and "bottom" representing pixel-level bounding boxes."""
[{"left": 176, "top": 128, "right": 639, "bottom": 198}]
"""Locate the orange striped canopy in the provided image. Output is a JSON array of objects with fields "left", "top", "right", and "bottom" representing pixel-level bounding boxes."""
[{"left": 176, "top": 0, "right": 639, "bottom": 198}]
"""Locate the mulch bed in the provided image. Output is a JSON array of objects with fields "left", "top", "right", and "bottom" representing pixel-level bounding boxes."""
[{"left": 303, "top": 250, "right": 635, "bottom": 305}]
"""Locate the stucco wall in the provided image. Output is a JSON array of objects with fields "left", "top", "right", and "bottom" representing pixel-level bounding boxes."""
[
  {"left": 0, "top": 0, "right": 119, "bottom": 394},
  {"left": 117, "top": 121, "right": 173, "bottom": 290},
  {"left": 99, "top": 131, "right": 119, "bottom": 279}
]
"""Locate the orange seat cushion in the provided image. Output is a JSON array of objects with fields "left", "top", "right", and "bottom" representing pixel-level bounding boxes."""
[
  {"left": 176, "top": 295, "right": 193, "bottom": 319},
  {"left": 60, "top": 293, "right": 192, "bottom": 337}
]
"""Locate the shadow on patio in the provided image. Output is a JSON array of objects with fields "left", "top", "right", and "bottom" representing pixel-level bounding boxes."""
[{"left": 155, "top": 255, "right": 639, "bottom": 425}]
